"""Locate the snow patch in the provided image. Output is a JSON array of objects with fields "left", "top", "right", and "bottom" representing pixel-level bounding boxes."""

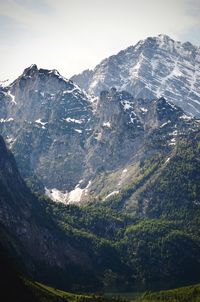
[
  {"left": 64, "top": 117, "right": 83, "bottom": 124},
  {"left": 68, "top": 187, "right": 83, "bottom": 203},
  {"left": 0, "top": 117, "right": 14, "bottom": 123},
  {"left": 63, "top": 88, "right": 76, "bottom": 94},
  {"left": 86, "top": 180, "right": 92, "bottom": 189},
  {"left": 140, "top": 107, "right": 148, "bottom": 113},
  {"left": 46, "top": 187, "right": 83, "bottom": 204},
  {"left": 180, "top": 114, "right": 192, "bottom": 120},
  {"left": 45, "top": 188, "right": 69, "bottom": 204},
  {"left": 35, "top": 119, "right": 48, "bottom": 126},
  {"left": 103, "top": 121, "right": 111, "bottom": 128},
  {"left": 160, "top": 120, "right": 171, "bottom": 128},
  {"left": 35, "top": 119, "right": 48, "bottom": 129},
  {"left": 74, "top": 129, "right": 82, "bottom": 133},
  {"left": 104, "top": 191, "right": 119, "bottom": 200},
  {"left": 121, "top": 101, "right": 133, "bottom": 110},
  {"left": 45, "top": 180, "right": 92, "bottom": 204},
  {"left": 171, "top": 130, "right": 178, "bottom": 136},
  {"left": 6, "top": 136, "right": 16, "bottom": 148},
  {"left": 165, "top": 157, "right": 171, "bottom": 163},
  {"left": 7, "top": 91, "right": 16, "bottom": 104},
  {"left": 94, "top": 132, "right": 102, "bottom": 141},
  {"left": 169, "top": 137, "right": 176, "bottom": 145}
]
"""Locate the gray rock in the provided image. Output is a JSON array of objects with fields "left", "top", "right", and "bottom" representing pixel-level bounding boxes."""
[
  {"left": 71, "top": 34, "right": 200, "bottom": 117},
  {"left": 0, "top": 65, "right": 93, "bottom": 191},
  {"left": 0, "top": 64, "right": 197, "bottom": 204}
]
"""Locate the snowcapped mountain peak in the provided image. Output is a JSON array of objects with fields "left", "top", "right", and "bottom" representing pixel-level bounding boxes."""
[{"left": 71, "top": 35, "right": 200, "bottom": 117}]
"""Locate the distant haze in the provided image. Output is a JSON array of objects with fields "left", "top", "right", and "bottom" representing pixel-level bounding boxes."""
[{"left": 0, "top": 0, "right": 200, "bottom": 82}]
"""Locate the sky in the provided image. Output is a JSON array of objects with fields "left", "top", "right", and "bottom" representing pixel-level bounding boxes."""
[{"left": 0, "top": 0, "right": 200, "bottom": 82}]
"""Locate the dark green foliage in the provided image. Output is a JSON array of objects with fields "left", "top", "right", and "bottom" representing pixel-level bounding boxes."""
[
  {"left": 42, "top": 130, "right": 200, "bottom": 290},
  {"left": 42, "top": 197, "right": 200, "bottom": 290},
  {"left": 41, "top": 128, "right": 200, "bottom": 289},
  {"left": 2, "top": 130, "right": 200, "bottom": 293},
  {"left": 138, "top": 130, "right": 200, "bottom": 218},
  {"left": 140, "top": 283, "right": 200, "bottom": 301},
  {"left": 122, "top": 219, "right": 200, "bottom": 287}
]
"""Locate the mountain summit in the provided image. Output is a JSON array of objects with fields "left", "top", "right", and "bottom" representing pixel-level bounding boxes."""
[
  {"left": 71, "top": 34, "right": 200, "bottom": 117},
  {"left": 0, "top": 38, "right": 199, "bottom": 204},
  {"left": 0, "top": 65, "right": 93, "bottom": 191}
]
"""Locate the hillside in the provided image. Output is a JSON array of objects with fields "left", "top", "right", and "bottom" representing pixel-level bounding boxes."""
[
  {"left": 1, "top": 121, "right": 200, "bottom": 291},
  {"left": 138, "top": 283, "right": 200, "bottom": 302},
  {"left": 44, "top": 129, "right": 200, "bottom": 289},
  {"left": 0, "top": 35, "right": 200, "bottom": 297},
  {"left": 0, "top": 243, "right": 119, "bottom": 302}
]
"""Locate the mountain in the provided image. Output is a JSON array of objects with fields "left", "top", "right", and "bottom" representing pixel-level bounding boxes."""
[
  {"left": 2, "top": 233, "right": 200, "bottom": 302},
  {"left": 75, "top": 89, "right": 199, "bottom": 205},
  {"left": 1, "top": 37, "right": 200, "bottom": 296},
  {"left": 28, "top": 127, "right": 200, "bottom": 289},
  {"left": 0, "top": 64, "right": 94, "bottom": 192},
  {"left": 0, "top": 62, "right": 198, "bottom": 204},
  {"left": 104, "top": 126, "right": 200, "bottom": 215},
  {"left": 71, "top": 34, "right": 200, "bottom": 117},
  {"left": 0, "top": 134, "right": 134, "bottom": 291},
  {"left": 138, "top": 283, "right": 200, "bottom": 302},
  {"left": 0, "top": 134, "right": 103, "bottom": 290},
  {"left": 1, "top": 121, "right": 200, "bottom": 292}
]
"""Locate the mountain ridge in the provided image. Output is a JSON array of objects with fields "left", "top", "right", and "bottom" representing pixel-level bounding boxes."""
[
  {"left": 1, "top": 34, "right": 200, "bottom": 297},
  {"left": 0, "top": 34, "right": 200, "bottom": 206},
  {"left": 1, "top": 73, "right": 200, "bottom": 292},
  {"left": 71, "top": 34, "right": 200, "bottom": 117},
  {"left": 0, "top": 65, "right": 94, "bottom": 192},
  {"left": 0, "top": 63, "right": 198, "bottom": 204}
]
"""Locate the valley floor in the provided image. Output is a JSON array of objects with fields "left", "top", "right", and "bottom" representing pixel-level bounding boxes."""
[{"left": 20, "top": 278, "right": 200, "bottom": 302}]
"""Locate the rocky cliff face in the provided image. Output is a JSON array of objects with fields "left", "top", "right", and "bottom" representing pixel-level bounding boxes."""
[
  {"left": 0, "top": 63, "right": 198, "bottom": 204},
  {"left": 80, "top": 89, "right": 198, "bottom": 204},
  {"left": 0, "top": 65, "right": 93, "bottom": 191},
  {"left": 71, "top": 34, "right": 200, "bottom": 117},
  {"left": 85, "top": 88, "right": 144, "bottom": 175}
]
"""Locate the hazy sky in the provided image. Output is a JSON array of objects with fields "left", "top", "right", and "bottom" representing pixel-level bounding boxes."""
[{"left": 0, "top": 0, "right": 200, "bottom": 82}]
